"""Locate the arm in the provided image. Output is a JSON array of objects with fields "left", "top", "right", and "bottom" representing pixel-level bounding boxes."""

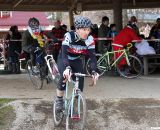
[
  {"left": 86, "top": 35, "right": 97, "bottom": 72},
  {"left": 130, "top": 29, "right": 141, "bottom": 42},
  {"left": 61, "top": 32, "right": 71, "bottom": 69},
  {"left": 88, "top": 49, "right": 97, "bottom": 72},
  {"left": 22, "top": 31, "right": 33, "bottom": 52}
]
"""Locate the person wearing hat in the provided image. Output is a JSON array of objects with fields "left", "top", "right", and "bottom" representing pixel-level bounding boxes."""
[{"left": 55, "top": 16, "right": 99, "bottom": 111}]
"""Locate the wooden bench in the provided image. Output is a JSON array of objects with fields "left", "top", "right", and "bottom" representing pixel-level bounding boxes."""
[{"left": 142, "top": 54, "right": 160, "bottom": 76}]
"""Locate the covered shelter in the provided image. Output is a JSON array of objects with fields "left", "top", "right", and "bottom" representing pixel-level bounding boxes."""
[
  {"left": 0, "top": 11, "right": 50, "bottom": 38},
  {"left": 0, "top": 11, "right": 49, "bottom": 30},
  {"left": 0, "top": 0, "right": 160, "bottom": 31},
  {"left": 0, "top": 1, "right": 159, "bottom": 72}
]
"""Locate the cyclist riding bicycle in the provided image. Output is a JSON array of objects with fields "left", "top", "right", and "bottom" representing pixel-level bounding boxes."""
[
  {"left": 22, "top": 17, "right": 57, "bottom": 69},
  {"left": 22, "top": 17, "right": 45, "bottom": 65},
  {"left": 55, "top": 16, "right": 99, "bottom": 111}
]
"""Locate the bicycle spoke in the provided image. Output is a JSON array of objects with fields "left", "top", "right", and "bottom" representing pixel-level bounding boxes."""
[
  {"left": 26, "top": 60, "right": 43, "bottom": 89},
  {"left": 117, "top": 55, "right": 143, "bottom": 78}
]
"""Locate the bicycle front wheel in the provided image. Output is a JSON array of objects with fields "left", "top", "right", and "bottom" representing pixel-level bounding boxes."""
[
  {"left": 66, "top": 92, "right": 87, "bottom": 130},
  {"left": 117, "top": 55, "right": 143, "bottom": 79},
  {"left": 53, "top": 98, "right": 64, "bottom": 127},
  {"left": 26, "top": 60, "right": 44, "bottom": 89}
]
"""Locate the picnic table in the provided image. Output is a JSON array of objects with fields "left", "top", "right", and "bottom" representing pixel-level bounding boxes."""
[{"left": 142, "top": 54, "right": 160, "bottom": 75}]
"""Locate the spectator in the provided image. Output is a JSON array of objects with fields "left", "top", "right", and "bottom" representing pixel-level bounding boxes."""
[
  {"left": 6, "top": 25, "right": 22, "bottom": 74},
  {"left": 98, "top": 16, "right": 110, "bottom": 53},
  {"left": 149, "top": 18, "right": 160, "bottom": 39},
  {"left": 61, "top": 24, "right": 68, "bottom": 33},
  {"left": 129, "top": 16, "right": 140, "bottom": 35},
  {"left": 51, "top": 20, "right": 66, "bottom": 61},
  {"left": 90, "top": 24, "right": 98, "bottom": 52},
  {"left": 70, "top": 25, "right": 75, "bottom": 31},
  {"left": 112, "top": 22, "right": 141, "bottom": 71},
  {"left": 108, "top": 24, "right": 118, "bottom": 38}
]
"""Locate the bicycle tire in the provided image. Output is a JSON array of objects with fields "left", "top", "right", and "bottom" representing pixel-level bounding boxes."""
[
  {"left": 117, "top": 55, "right": 143, "bottom": 79},
  {"left": 53, "top": 98, "right": 64, "bottom": 127},
  {"left": 66, "top": 92, "right": 87, "bottom": 130},
  {"left": 86, "top": 56, "right": 106, "bottom": 76},
  {"left": 26, "top": 60, "right": 44, "bottom": 89}
]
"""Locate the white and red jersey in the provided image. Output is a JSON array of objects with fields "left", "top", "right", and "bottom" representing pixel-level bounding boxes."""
[{"left": 61, "top": 31, "right": 97, "bottom": 71}]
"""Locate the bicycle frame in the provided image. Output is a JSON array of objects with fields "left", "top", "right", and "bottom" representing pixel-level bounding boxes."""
[
  {"left": 44, "top": 54, "right": 59, "bottom": 79},
  {"left": 34, "top": 46, "right": 59, "bottom": 80},
  {"left": 64, "top": 74, "right": 85, "bottom": 118},
  {"left": 98, "top": 48, "right": 131, "bottom": 69}
]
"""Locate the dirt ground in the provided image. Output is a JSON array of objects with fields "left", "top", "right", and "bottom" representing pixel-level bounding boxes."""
[
  {"left": 1, "top": 72, "right": 160, "bottom": 129},
  {"left": 2, "top": 98, "right": 160, "bottom": 130}
]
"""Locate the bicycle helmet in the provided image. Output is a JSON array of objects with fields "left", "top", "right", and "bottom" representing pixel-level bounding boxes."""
[
  {"left": 28, "top": 17, "right": 40, "bottom": 29},
  {"left": 74, "top": 16, "right": 92, "bottom": 28}
]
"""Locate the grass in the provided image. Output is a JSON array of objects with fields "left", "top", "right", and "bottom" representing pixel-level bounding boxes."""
[
  {"left": 0, "top": 99, "right": 16, "bottom": 129},
  {"left": 0, "top": 98, "right": 15, "bottom": 107}
]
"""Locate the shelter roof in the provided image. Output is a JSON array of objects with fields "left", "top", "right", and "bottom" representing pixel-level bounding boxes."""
[{"left": 0, "top": 0, "right": 159, "bottom": 11}]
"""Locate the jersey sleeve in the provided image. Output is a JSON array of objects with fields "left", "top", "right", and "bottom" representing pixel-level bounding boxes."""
[
  {"left": 85, "top": 35, "right": 97, "bottom": 72},
  {"left": 85, "top": 35, "right": 95, "bottom": 49},
  {"left": 61, "top": 32, "right": 71, "bottom": 68}
]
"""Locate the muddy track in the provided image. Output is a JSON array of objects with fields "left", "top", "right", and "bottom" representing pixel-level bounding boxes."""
[{"left": 1, "top": 98, "right": 160, "bottom": 130}]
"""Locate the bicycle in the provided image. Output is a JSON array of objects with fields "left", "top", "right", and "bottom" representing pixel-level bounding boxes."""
[
  {"left": 26, "top": 41, "right": 60, "bottom": 89},
  {"left": 53, "top": 73, "right": 93, "bottom": 130},
  {"left": 86, "top": 43, "right": 143, "bottom": 79}
]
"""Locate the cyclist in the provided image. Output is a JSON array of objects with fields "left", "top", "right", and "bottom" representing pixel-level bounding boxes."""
[
  {"left": 22, "top": 17, "right": 57, "bottom": 66},
  {"left": 22, "top": 17, "right": 45, "bottom": 66},
  {"left": 55, "top": 16, "right": 99, "bottom": 111}
]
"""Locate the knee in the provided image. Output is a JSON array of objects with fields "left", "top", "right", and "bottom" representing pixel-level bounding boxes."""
[{"left": 57, "top": 76, "right": 66, "bottom": 91}]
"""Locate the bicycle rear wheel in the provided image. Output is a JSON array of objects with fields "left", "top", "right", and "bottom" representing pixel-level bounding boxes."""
[
  {"left": 53, "top": 98, "right": 64, "bottom": 127},
  {"left": 66, "top": 92, "right": 87, "bottom": 130},
  {"left": 117, "top": 55, "right": 143, "bottom": 79},
  {"left": 26, "top": 60, "right": 44, "bottom": 89}
]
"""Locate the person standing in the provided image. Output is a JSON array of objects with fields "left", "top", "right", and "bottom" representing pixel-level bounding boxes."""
[
  {"left": 98, "top": 16, "right": 110, "bottom": 53},
  {"left": 6, "top": 25, "right": 22, "bottom": 74}
]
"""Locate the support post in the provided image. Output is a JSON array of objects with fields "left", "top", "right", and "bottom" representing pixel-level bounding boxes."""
[
  {"left": 69, "top": 10, "right": 74, "bottom": 29},
  {"left": 113, "top": 0, "right": 122, "bottom": 31}
]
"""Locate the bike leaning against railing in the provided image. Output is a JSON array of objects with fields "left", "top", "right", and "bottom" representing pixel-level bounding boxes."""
[
  {"left": 53, "top": 72, "right": 94, "bottom": 130},
  {"left": 26, "top": 40, "right": 60, "bottom": 89},
  {"left": 86, "top": 43, "right": 143, "bottom": 79}
]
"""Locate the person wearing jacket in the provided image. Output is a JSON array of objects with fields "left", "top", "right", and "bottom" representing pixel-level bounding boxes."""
[{"left": 6, "top": 25, "right": 22, "bottom": 73}]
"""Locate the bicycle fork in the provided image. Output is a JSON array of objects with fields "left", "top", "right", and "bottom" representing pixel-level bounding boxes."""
[
  {"left": 70, "top": 77, "right": 81, "bottom": 120},
  {"left": 44, "top": 55, "right": 58, "bottom": 79}
]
